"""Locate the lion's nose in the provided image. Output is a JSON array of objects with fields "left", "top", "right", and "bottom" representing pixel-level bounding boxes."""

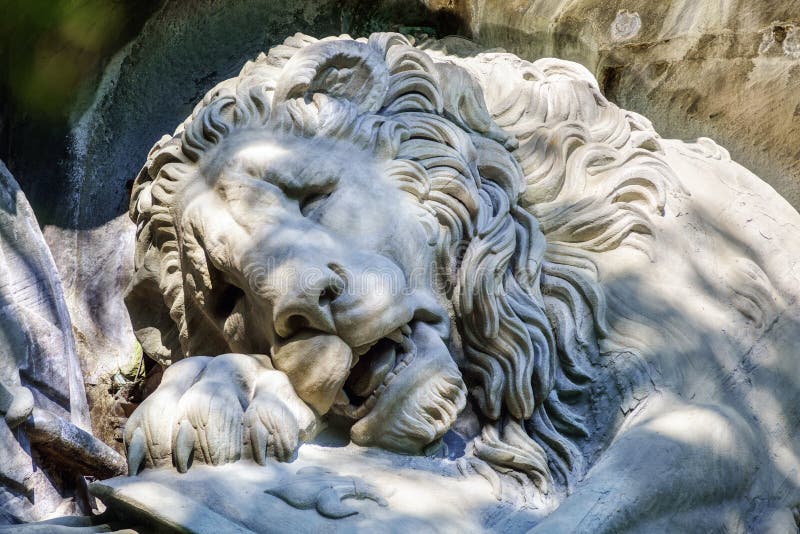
[{"left": 272, "top": 266, "right": 345, "bottom": 338}]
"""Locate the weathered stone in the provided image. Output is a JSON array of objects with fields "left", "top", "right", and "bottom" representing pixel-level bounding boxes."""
[
  {"left": 86, "top": 32, "right": 800, "bottom": 531},
  {"left": 24, "top": 408, "right": 126, "bottom": 481},
  {"left": 45, "top": 0, "right": 459, "bottom": 451},
  {"left": 0, "top": 161, "right": 124, "bottom": 525},
  {"left": 0, "top": 161, "right": 88, "bottom": 432},
  {"left": 456, "top": 0, "right": 800, "bottom": 208},
  {"left": 2, "top": 1, "right": 799, "bottom": 531},
  {"left": 90, "top": 445, "right": 541, "bottom": 532}
]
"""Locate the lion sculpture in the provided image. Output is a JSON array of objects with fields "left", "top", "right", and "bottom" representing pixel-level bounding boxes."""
[{"left": 122, "top": 32, "right": 800, "bottom": 531}]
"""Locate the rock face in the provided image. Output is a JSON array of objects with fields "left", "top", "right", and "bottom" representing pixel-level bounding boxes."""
[
  {"left": 0, "top": 161, "right": 124, "bottom": 525},
  {"left": 83, "top": 32, "right": 800, "bottom": 532}
]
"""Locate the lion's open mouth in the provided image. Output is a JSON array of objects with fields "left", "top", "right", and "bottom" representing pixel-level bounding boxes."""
[
  {"left": 271, "top": 317, "right": 465, "bottom": 453},
  {"left": 330, "top": 322, "right": 416, "bottom": 420}
]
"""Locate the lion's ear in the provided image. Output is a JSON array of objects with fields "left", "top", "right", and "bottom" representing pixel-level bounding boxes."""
[
  {"left": 272, "top": 39, "right": 389, "bottom": 114},
  {"left": 124, "top": 247, "right": 184, "bottom": 366}
]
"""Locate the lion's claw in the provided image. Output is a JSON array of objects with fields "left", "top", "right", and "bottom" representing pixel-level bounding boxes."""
[
  {"left": 174, "top": 420, "right": 195, "bottom": 473},
  {"left": 248, "top": 421, "right": 269, "bottom": 465},
  {"left": 124, "top": 356, "right": 211, "bottom": 475},
  {"left": 126, "top": 427, "right": 146, "bottom": 476}
]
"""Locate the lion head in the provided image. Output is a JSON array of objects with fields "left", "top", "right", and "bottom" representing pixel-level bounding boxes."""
[{"left": 127, "top": 32, "right": 675, "bottom": 491}]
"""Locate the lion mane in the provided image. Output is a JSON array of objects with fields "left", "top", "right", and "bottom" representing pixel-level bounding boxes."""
[{"left": 127, "top": 32, "right": 677, "bottom": 492}]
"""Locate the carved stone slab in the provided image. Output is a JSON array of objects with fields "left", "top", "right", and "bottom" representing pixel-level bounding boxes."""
[{"left": 92, "top": 442, "right": 549, "bottom": 533}]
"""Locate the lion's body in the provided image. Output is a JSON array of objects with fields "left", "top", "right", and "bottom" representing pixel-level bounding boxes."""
[
  {"left": 535, "top": 139, "right": 800, "bottom": 531},
  {"left": 124, "top": 33, "right": 800, "bottom": 531},
  {"left": 425, "top": 48, "right": 800, "bottom": 530}
]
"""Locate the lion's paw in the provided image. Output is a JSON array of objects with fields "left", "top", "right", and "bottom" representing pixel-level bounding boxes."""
[
  {"left": 125, "top": 354, "right": 315, "bottom": 475},
  {"left": 172, "top": 374, "right": 246, "bottom": 471},
  {"left": 124, "top": 356, "right": 212, "bottom": 475},
  {"left": 244, "top": 393, "right": 300, "bottom": 463},
  {"left": 244, "top": 367, "right": 318, "bottom": 464}
]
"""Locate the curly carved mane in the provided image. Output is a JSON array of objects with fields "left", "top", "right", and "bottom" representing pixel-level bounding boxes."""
[{"left": 127, "top": 32, "right": 677, "bottom": 492}]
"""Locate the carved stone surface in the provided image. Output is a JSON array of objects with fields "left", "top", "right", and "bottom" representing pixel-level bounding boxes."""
[
  {"left": 0, "top": 161, "right": 125, "bottom": 525},
  {"left": 21, "top": 0, "right": 795, "bottom": 473},
  {"left": 90, "top": 444, "right": 543, "bottom": 532},
  {"left": 94, "top": 32, "right": 800, "bottom": 532},
  {"left": 457, "top": 0, "right": 800, "bottom": 208}
]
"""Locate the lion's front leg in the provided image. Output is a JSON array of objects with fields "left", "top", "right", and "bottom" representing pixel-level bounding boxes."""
[
  {"left": 125, "top": 353, "right": 318, "bottom": 475},
  {"left": 530, "top": 394, "right": 759, "bottom": 533}
]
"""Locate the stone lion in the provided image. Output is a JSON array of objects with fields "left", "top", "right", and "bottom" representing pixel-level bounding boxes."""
[{"left": 122, "top": 32, "right": 800, "bottom": 531}]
